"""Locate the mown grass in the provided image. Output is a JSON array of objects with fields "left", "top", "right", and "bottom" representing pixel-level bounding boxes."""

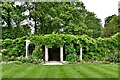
[{"left": 2, "top": 64, "right": 119, "bottom": 78}]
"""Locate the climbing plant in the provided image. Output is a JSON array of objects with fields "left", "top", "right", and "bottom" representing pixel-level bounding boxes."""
[
  {"left": 2, "top": 37, "right": 27, "bottom": 57},
  {"left": 2, "top": 33, "right": 120, "bottom": 63}
]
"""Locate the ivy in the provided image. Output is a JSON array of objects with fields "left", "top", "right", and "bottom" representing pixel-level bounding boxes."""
[{"left": 2, "top": 33, "right": 120, "bottom": 62}]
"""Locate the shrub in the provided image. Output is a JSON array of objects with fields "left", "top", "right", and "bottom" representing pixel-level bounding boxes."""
[
  {"left": 2, "top": 37, "right": 26, "bottom": 57},
  {"left": 66, "top": 53, "right": 77, "bottom": 62},
  {"left": 105, "top": 52, "right": 120, "bottom": 63},
  {"left": 32, "top": 46, "right": 42, "bottom": 59}
]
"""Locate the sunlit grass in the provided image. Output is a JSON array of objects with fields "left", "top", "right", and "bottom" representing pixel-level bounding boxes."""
[{"left": 2, "top": 64, "right": 118, "bottom": 78}]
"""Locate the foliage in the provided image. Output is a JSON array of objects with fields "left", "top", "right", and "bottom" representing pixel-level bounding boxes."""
[
  {"left": 32, "top": 46, "right": 42, "bottom": 59},
  {"left": 2, "top": 33, "right": 120, "bottom": 63},
  {"left": 19, "top": 56, "right": 41, "bottom": 64},
  {"left": 31, "top": 2, "right": 102, "bottom": 38},
  {"left": 2, "top": 2, "right": 102, "bottom": 39},
  {"left": 2, "top": 37, "right": 27, "bottom": 57},
  {"left": 105, "top": 52, "right": 120, "bottom": 63},
  {"left": 65, "top": 44, "right": 77, "bottom": 62},
  {"left": 101, "top": 15, "right": 120, "bottom": 38},
  {"left": 2, "top": 38, "right": 12, "bottom": 49},
  {"left": 66, "top": 53, "right": 77, "bottom": 62},
  {"left": 2, "top": 55, "right": 41, "bottom": 64},
  {"left": 2, "top": 2, "right": 14, "bottom": 28},
  {"left": 2, "top": 2, "right": 31, "bottom": 39}
]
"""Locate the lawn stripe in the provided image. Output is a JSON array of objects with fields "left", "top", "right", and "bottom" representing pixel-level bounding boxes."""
[
  {"left": 2, "top": 65, "right": 15, "bottom": 74},
  {"left": 50, "top": 65, "right": 64, "bottom": 78},
  {"left": 58, "top": 65, "right": 73, "bottom": 78},
  {"left": 2, "top": 64, "right": 119, "bottom": 78},
  {"left": 85, "top": 64, "right": 114, "bottom": 78},
  {"left": 19, "top": 65, "right": 39, "bottom": 78},
  {"left": 76, "top": 64, "right": 104, "bottom": 78},
  {"left": 76, "top": 64, "right": 113, "bottom": 78},
  {"left": 2, "top": 65, "right": 18, "bottom": 78},
  {"left": 31, "top": 65, "right": 57, "bottom": 78},
  {"left": 10, "top": 65, "right": 31, "bottom": 78},
  {"left": 85, "top": 64, "right": 118, "bottom": 78},
  {"left": 43, "top": 65, "right": 56, "bottom": 78},
  {"left": 66, "top": 65, "right": 89, "bottom": 78},
  {"left": 12, "top": 65, "right": 36, "bottom": 78},
  {"left": 63, "top": 64, "right": 98, "bottom": 78},
  {"left": 32, "top": 65, "right": 48, "bottom": 78},
  {"left": 2, "top": 65, "right": 27, "bottom": 78},
  {"left": 2, "top": 65, "right": 9, "bottom": 71},
  {"left": 92, "top": 64, "right": 118, "bottom": 73},
  {"left": 98, "top": 64, "right": 118, "bottom": 71}
]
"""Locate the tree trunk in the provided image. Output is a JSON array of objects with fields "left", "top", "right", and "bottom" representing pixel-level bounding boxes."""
[
  {"left": 7, "top": 10, "right": 11, "bottom": 28},
  {"left": 34, "top": 17, "right": 37, "bottom": 35}
]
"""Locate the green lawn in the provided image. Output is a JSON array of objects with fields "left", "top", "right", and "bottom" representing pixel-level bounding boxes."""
[{"left": 2, "top": 64, "right": 119, "bottom": 78}]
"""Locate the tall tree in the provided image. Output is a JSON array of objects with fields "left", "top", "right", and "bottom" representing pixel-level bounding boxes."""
[
  {"left": 101, "top": 15, "right": 120, "bottom": 37},
  {"left": 2, "top": 2, "right": 102, "bottom": 39},
  {"left": 30, "top": 2, "right": 102, "bottom": 38}
]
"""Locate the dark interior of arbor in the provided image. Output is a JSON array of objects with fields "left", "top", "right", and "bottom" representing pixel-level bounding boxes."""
[
  {"left": 42, "top": 45, "right": 66, "bottom": 61},
  {"left": 48, "top": 47, "right": 60, "bottom": 61},
  {"left": 28, "top": 44, "right": 35, "bottom": 56}
]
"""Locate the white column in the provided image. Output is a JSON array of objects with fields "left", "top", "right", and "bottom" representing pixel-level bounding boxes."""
[
  {"left": 80, "top": 47, "right": 82, "bottom": 61},
  {"left": 26, "top": 45, "right": 28, "bottom": 58},
  {"left": 60, "top": 46, "right": 63, "bottom": 62},
  {"left": 25, "top": 40, "right": 30, "bottom": 58},
  {"left": 45, "top": 46, "right": 48, "bottom": 62}
]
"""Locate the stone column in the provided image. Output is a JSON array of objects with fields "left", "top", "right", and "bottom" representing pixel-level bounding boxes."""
[
  {"left": 45, "top": 46, "right": 48, "bottom": 62},
  {"left": 25, "top": 40, "right": 30, "bottom": 58},
  {"left": 80, "top": 47, "right": 82, "bottom": 61},
  {"left": 60, "top": 46, "right": 63, "bottom": 62}
]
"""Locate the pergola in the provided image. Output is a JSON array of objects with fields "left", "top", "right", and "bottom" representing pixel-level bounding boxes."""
[{"left": 25, "top": 40, "right": 83, "bottom": 62}]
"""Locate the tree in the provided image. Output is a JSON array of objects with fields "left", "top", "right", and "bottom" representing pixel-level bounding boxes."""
[
  {"left": 2, "top": 2, "right": 14, "bottom": 28},
  {"left": 101, "top": 15, "right": 120, "bottom": 38},
  {"left": 2, "top": 2, "right": 31, "bottom": 39},
  {"left": 2, "top": 2, "right": 102, "bottom": 39},
  {"left": 30, "top": 2, "right": 102, "bottom": 38}
]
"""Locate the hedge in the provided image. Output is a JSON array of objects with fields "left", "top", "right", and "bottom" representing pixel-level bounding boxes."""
[{"left": 2, "top": 33, "right": 120, "bottom": 63}]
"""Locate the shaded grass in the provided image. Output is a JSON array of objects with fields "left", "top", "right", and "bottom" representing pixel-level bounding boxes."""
[{"left": 2, "top": 64, "right": 119, "bottom": 78}]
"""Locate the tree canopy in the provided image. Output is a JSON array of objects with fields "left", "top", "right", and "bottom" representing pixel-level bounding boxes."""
[
  {"left": 2, "top": 2, "right": 102, "bottom": 39},
  {"left": 101, "top": 15, "right": 120, "bottom": 38},
  {"left": 2, "top": 2, "right": 31, "bottom": 39}
]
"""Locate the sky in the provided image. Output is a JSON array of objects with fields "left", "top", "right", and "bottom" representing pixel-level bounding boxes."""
[{"left": 81, "top": 0, "right": 120, "bottom": 26}]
